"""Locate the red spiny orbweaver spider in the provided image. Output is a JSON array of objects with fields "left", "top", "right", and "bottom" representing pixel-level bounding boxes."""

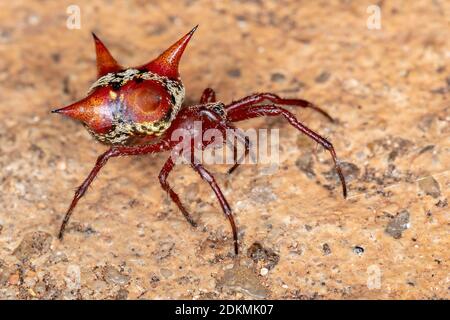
[{"left": 52, "top": 26, "right": 347, "bottom": 255}]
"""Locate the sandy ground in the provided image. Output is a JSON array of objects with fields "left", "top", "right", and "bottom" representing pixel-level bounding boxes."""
[{"left": 0, "top": 0, "right": 448, "bottom": 299}]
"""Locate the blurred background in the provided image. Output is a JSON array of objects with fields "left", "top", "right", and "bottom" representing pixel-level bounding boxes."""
[{"left": 0, "top": 0, "right": 448, "bottom": 299}]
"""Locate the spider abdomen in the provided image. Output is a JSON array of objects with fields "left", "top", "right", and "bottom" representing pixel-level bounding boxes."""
[
  {"left": 84, "top": 69, "right": 185, "bottom": 145},
  {"left": 53, "top": 27, "right": 193, "bottom": 146}
]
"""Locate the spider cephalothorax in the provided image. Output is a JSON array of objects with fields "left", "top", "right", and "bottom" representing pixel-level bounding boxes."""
[{"left": 53, "top": 26, "right": 347, "bottom": 255}]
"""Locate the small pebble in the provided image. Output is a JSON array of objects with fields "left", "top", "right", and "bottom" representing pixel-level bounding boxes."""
[
  {"left": 227, "top": 68, "right": 241, "bottom": 78},
  {"left": 418, "top": 176, "right": 441, "bottom": 198},
  {"left": 249, "top": 186, "right": 277, "bottom": 204},
  {"left": 104, "top": 266, "right": 130, "bottom": 286},
  {"left": 385, "top": 210, "right": 410, "bottom": 239},
  {"left": 315, "top": 71, "right": 331, "bottom": 83},
  {"left": 65, "top": 265, "right": 81, "bottom": 291},
  {"left": 271, "top": 72, "right": 286, "bottom": 82},
  {"left": 160, "top": 268, "right": 173, "bottom": 279},
  {"left": 13, "top": 231, "right": 52, "bottom": 261},
  {"left": 260, "top": 268, "right": 269, "bottom": 276},
  {"left": 322, "top": 243, "right": 332, "bottom": 255},
  {"left": 353, "top": 246, "right": 365, "bottom": 256}
]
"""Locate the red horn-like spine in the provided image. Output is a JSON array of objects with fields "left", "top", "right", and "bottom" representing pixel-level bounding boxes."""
[{"left": 142, "top": 25, "right": 198, "bottom": 79}]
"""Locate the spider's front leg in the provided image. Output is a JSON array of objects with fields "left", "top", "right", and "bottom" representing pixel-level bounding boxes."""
[
  {"left": 158, "top": 157, "right": 198, "bottom": 227},
  {"left": 190, "top": 160, "right": 238, "bottom": 254},
  {"left": 226, "top": 92, "right": 334, "bottom": 122},
  {"left": 225, "top": 124, "right": 251, "bottom": 175},
  {"left": 227, "top": 104, "right": 347, "bottom": 198},
  {"left": 199, "top": 88, "right": 216, "bottom": 103},
  {"left": 58, "top": 142, "right": 171, "bottom": 239}
]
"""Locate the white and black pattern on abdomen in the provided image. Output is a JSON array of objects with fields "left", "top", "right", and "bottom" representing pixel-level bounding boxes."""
[{"left": 89, "top": 68, "right": 185, "bottom": 124}]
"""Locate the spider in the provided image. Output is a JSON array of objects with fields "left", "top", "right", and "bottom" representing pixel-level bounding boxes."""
[{"left": 53, "top": 26, "right": 347, "bottom": 255}]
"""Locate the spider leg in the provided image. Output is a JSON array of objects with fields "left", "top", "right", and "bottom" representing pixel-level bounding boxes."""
[
  {"left": 226, "top": 92, "right": 334, "bottom": 122},
  {"left": 227, "top": 104, "right": 347, "bottom": 198},
  {"left": 199, "top": 87, "right": 216, "bottom": 103},
  {"left": 58, "top": 142, "right": 171, "bottom": 239},
  {"left": 191, "top": 161, "right": 239, "bottom": 255},
  {"left": 225, "top": 123, "right": 251, "bottom": 175},
  {"left": 158, "top": 157, "right": 197, "bottom": 227},
  {"left": 197, "top": 106, "right": 250, "bottom": 174},
  {"left": 58, "top": 148, "right": 118, "bottom": 239}
]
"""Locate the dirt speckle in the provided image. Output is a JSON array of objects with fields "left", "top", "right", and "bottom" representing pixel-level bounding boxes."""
[
  {"left": 322, "top": 243, "right": 332, "bottom": 255},
  {"left": 296, "top": 153, "right": 315, "bottom": 179},
  {"left": 271, "top": 72, "right": 286, "bottom": 82},
  {"left": 13, "top": 231, "right": 52, "bottom": 262},
  {"left": 217, "top": 263, "right": 269, "bottom": 299},
  {"left": 435, "top": 199, "right": 448, "bottom": 208},
  {"left": 418, "top": 176, "right": 441, "bottom": 198},
  {"left": 115, "top": 288, "right": 128, "bottom": 300},
  {"left": 247, "top": 242, "right": 280, "bottom": 270},
  {"left": 249, "top": 186, "right": 277, "bottom": 204},
  {"left": 103, "top": 266, "right": 130, "bottom": 286},
  {"left": 47, "top": 251, "right": 68, "bottom": 265},
  {"left": 153, "top": 241, "right": 175, "bottom": 260},
  {"left": 160, "top": 268, "right": 173, "bottom": 279},
  {"left": 227, "top": 68, "right": 241, "bottom": 78},
  {"left": 65, "top": 265, "right": 81, "bottom": 291},
  {"left": 352, "top": 246, "right": 364, "bottom": 256},
  {"left": 315, "top": 71, "right": 331, "bottom": 83},
  {"left": 385, "top": 210, "right": 410, "bottom": 239}
]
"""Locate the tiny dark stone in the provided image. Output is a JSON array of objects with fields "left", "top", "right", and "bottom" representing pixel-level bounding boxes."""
[
  {"left": 227, "top": 68, "right": 241, "bottom": 78},
  {"left": 271, "top": 72, "right": 286, "bottom": 82},
  {"left": 431, "top": 87, "right": 448, "bottom": 94},
  {"left": 51, "top": 53, "right": 61, "bottom": 63},
  {"left": 353, "top": 246, "right": 364, "bottom": 255},
  {"left": 418, "top": 176, "right": 441, "bottom": 198},
  {"left": 62, "top": 77, "right": 70, "bottom": 95},
  {"left": 247, "top": 242, "right": 280, "bottom": 270},
  {"left": 235, "top": 14, "right": 247, "bottom": 22},
  {"left": 315, "top": 71, "right": 331, "bottom": 83},
  {"left": 435, "top": 199, "right": 448, "bottom": 208},
  {"left": 418, "top": 145, "right": 435, "bottom": 154},
  {"left": 385, "top": 209, "right": 410, "bottom": 239},
  {"left": 148, "top": 24, "right": 167, "bottom": 36},
  {"left": 322, "top": 243, "right": 331, "bottom": 255}
]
